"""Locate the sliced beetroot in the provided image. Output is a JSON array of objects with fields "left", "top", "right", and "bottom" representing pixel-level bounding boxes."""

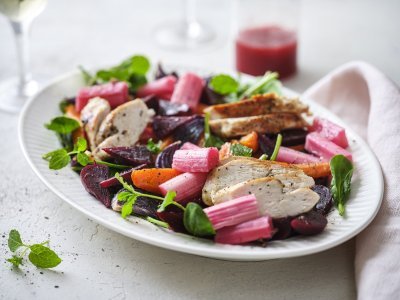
[
  {"left": 173, "top": 116, "right": 204, "bottom": 144},
  {"left": 157, "top": 205, "right": 186, "bottom": 233},
  {"left": 81, "top": 164, "right": 111, "bottom": 207},
  {"left": 103, "top": 145, "right": 153, "bottom": 166},
  {"left": 200, "top": 78, "right": 224, "bottom": 105},
  {"left": 99, "top": 164, "right": 147, "bottom": 188},
  {"left": 290, "top": 211, "right": 328, "bottom": 236},
  {"left": 158, "top": 100, "right": 190, "bottom": 116},
  {"left": 314, "top": 176, "right": 329, "bottom": 187},
  {"left": 133, "top": 196, "right": 159, "bottom": 219},
  {"left": 155, "top": 141, "right": 182, "bottom": 168},
  {"left": 154, "top": 63, "right": 179, "bottom": 80},
  {"left": 312, "top": 185, "right": 333, "bottom": 215},
  {"left": 141, "top": 94, "right": 159, "bottom": 112},
  {"left": 272, "top": 217, "right": 293, "bottom": 240},
  {"left": 152, "top": 116, "right": 195, "bottom": 139},
  {"left": 258, "top": 134, "right": 275, "bottom": 157}
]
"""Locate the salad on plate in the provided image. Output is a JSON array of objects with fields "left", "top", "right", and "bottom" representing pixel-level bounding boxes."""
[{"left": 42, "top": 55, "right": 354, "bottom": 246}]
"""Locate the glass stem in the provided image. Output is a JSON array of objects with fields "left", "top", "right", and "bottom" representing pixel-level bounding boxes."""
[
  {"left": 184, "top": 0, "right": 199, "bottom": 39},
  {"left": 10, "top": 20, "right": 32, "bottom": 96}
]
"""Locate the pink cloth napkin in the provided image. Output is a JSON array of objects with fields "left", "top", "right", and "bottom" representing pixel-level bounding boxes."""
[{"left": 303, "top": 61, "right": 400, "bottom": 299}]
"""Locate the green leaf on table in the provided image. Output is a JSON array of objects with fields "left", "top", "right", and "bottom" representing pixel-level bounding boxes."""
[
  {"left": 7, "top": 255, "right": 23, "bottom": 267},
  {"left": 45, "top": 116, "right": 80, "bottom": 135},
  {"left": 230, "top": 143, "right": 253, "bottom": 157},
  {"left": 330, "top": 155, "right": 354, "bottom": 216},
  {"left": 209, "top": 74, "right": 239, "bottom": 95},
  {"left": 28, "top": 244, "right": 62, "bottom": 269},
  {"left": 8, "top": 229, "right": 23, "bottom": 252},
  {"left": 183, "top": 203, "right": 215, "bottom": 237}
]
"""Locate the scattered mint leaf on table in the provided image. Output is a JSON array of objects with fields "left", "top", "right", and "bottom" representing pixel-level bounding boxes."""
[{"left": 8, "top": 229, "right": 23, "bottom": 252}]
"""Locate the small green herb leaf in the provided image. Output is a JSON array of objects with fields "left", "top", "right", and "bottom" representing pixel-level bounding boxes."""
[
  {"left": 76, "top": 152, "right": 90, "bottom": 166},
  {"left": 121, "top": 196, "right": 136, "bottom": 219},
  {"left": 117, "top": 191, "right": 132, "bottom": 202},
  {"left": 146, "top": 138, "right": 161, "bottom": 154},
  {"left": 158, "top": 191, "right": 178, "bottom": 212},
  {"left": 74, "top": 137, "right": 87, "bottom": 152},
  {"left": 183, "top": 203, "right": 215, "bottom": 237},
  {"left": 210, "top": 74, "right": 239, "bottom": 95},
  {"left": 128, "top": 55, "right": 150, "bottom": 75},
  {"left": 45, "top": 116, "right": 80, "bottom": 135},
  {"left": 47, "top": 149, "right": 71, "bottom": 170},
  {"left": 8, "top": 229, "right": 23, "bottom": 252},
  {"left": 7, "top": 255, "right": 23, "bottom": 267},
  {"left": 204, "top": 112, "right": 224, "bottom": 149},
  {"left": 28, "top": 244, "right": 62, "bottom": 269},
  {"left": 230, "top": 143, "right": 253, "bottom": 157},
  {"left": 330, "top": 155, "right": 354, "bottom": 216},
  {"left": 269, "top": 134, "right": 282, "bottom": 161}
]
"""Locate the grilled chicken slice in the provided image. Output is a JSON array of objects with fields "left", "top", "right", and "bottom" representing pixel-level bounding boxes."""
[
  {"left": 204, "top": 93, "right": 309, "bottom": 120},
  {"left": 202, "top": 158, "right": 300, "bottom": 205},
  {"left": 209, "top": 113, "right": 307, "bottom": 138},
  {"left": 80, "top": 97, "right": 111, "bottom": 151},
  {"left": 93, "top": 99, "right": 154, "bottom": 160},
  {"left": 212, "top": 177, "right": 319, "bottom": 218}
]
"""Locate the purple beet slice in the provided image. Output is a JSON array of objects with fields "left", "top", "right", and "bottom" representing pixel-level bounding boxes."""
[
  {"left": 99, "top": 164, "right": 147, "bottom": 188},
  {"left": 103, "top": 145, "right": 153, "bottom": 166},
  {"left": 157, "top": 205, "right": 186, "bottom": 233},
  {"left": 290, "top": 211, "right": 328, "bottom": 236},
  {"left": 173, "top": 115, "right": 204, "bottom": 144},
  {"left": 312, "top": 185, "right": 333, "bottom": 215},
  {"left": 155, "top": 141, "right": 182, "bottom": 168},
  {"left": 154, "top": 63, "right": 179, "bottom": 80},
  {"left": 272, "top": 217, "right": 293, "bottom": 240},
  {"left": 81, "top": 164, "right": 111, "bottom": 207},
  {"left": 141, "top": 94, "right": 159, "bottom": 112},
  {"left": 152, "top": 116, "right": 195, "bottom": 139},
  {"left": 258, "top": 134, "right": 275, "bottom": 157},
  {"left": 158, "top": 100, "right": 190, "bottom": 116},
  {"left": 133, "top": 196, "right": 159, "bottom": 219}
]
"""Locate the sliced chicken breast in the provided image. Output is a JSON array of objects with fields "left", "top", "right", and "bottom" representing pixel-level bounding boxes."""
[
  {"left": 93, "top": 99, "right": 154, "bottom": 160},
  {"left": 80, "top": 97, "right": 111, "bottom": 151},
  {"left": 212, "top": 177, "right": 319, "bottom": 218},
  {"left": 209, "top": 113, "right": 307, "bottom": 138},
  {"left": 202, "top": 158, "right": 300, "bottom": 205},
  {"left": 204, "top": 93, "right": 309, "bottom": 120}
]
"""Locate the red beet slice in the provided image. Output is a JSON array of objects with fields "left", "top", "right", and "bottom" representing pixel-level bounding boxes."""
[
  {"left": 103, "top": 145, "right": 153, "bottom": 166},
  {"left": 99, "top": 164, "right": 147, "bottom": 188},
  {"left": 312, "top": 185, "right": 333, "bottom": 215},
  {"left": 155, "top": 141, "right": 182, "bottom": 168},
  {"left": 272, "top": 217, "right": 293, "bottom": 240},
  {"left": 157, "top": 205, "right": 186, "bottom": 233},
  {"left": 152, "top": 116, "right": 195, "bottom": 139},
  {"left": 290, "top": 211, "right": 328, "bottom": 236},
  {"left": 173, "top": 116, "right": 204, "bottom": 144},
  {"left": 81, "top": 164, "right": 111, "bottom": 207}
]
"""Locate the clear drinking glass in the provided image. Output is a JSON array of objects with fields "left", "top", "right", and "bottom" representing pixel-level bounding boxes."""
[
  {"left": 154, "top": 0, "right": 215, "bottom": 50},
  {"left": 0, "top": 0, "right": 47, "bottom": 113}
]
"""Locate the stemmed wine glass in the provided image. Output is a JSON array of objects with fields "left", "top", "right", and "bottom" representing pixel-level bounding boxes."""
[
  {"left": 0, "top": 0, "right": 47, "bottom": 113},
  {"left": 154, "top": 0, "right": 215, "bottom": 50}
]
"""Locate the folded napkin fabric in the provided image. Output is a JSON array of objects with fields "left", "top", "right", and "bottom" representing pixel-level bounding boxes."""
[{"left": 304, "top": 61, "right": 400, "bottom": 300}]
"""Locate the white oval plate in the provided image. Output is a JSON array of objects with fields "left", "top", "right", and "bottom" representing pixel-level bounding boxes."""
[{"left": 18, "top": 68, "right": 383, "bottom": 261}]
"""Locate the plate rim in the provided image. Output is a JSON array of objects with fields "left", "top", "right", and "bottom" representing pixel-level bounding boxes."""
[{"left": 18, "top": 68, "right": 384, "bottom": 261}]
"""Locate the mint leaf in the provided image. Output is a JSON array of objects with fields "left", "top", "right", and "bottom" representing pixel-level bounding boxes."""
[
  {"left": 210, "top": 74, "right": 239, "bottom": 95},
  {"left": 76, "top": 152, "right": 89, "bottom": 166},
  {"left": 158, "top": 191, "right": 178, "bottom": 213},
  {"left": 8, "top": 229, "right": 23, "bottom": 252},
  {"left": 330, "top": 155, "right": 354, "bottom": 216},
  {"left": 146, "top": 138, "right": 161, "bottom": 154},
  {"left": 230, "top": 143, "right": 253, "bottom": 157},
  {"left": 7, "top": 255, "right": 23, "bottom": 267},
  {"left": 48, "top": 149, "right": 71, "bottom": 170},
  {"left": 117, "top": 191, "right": 132, "bottom": 202},
  {"left": 74, "top": 137, "right": 87, "bottom": 152},
  {"left": 28, "top": 244, "right": 62, "bottom": 269},
  {"left": 45, "top": 116, "right": 80, "bottom": 135},
  {"left": 241, "top": 72, "right": 280, "bottom": 99},
  {"left": 121, "top": 196, "right": 136, "bottom": 219},
  {"left": 129, "top": 55, "right": 150, "bottom": 75},
  {"left": 183, "top": 203, "right": 215, "bottom": 237},
  {"left": 204, "top": 112, "right": 224, "bottom": 149}
]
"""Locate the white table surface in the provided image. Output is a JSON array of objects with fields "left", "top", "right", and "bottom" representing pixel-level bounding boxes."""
[{"left": 0, "top": 0, "right": 399, "bottom": 299}]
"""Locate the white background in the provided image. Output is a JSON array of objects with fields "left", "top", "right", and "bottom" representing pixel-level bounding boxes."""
[{"left": 0, "top": 0, "right": 399, "bottom": 299}]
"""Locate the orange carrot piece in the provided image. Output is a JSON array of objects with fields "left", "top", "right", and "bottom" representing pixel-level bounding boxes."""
[
  {"left": 131, "top": 168, "right": 181, "bottom": 194},
  {"left": 294, "top": 162, "right": 331, "bottom": 178},
  {"left": 65, "top": 104, "right": 81, "bottom": 121},
  {"left": 239, "top": 131, "right": 259, "bottom": 152}
]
